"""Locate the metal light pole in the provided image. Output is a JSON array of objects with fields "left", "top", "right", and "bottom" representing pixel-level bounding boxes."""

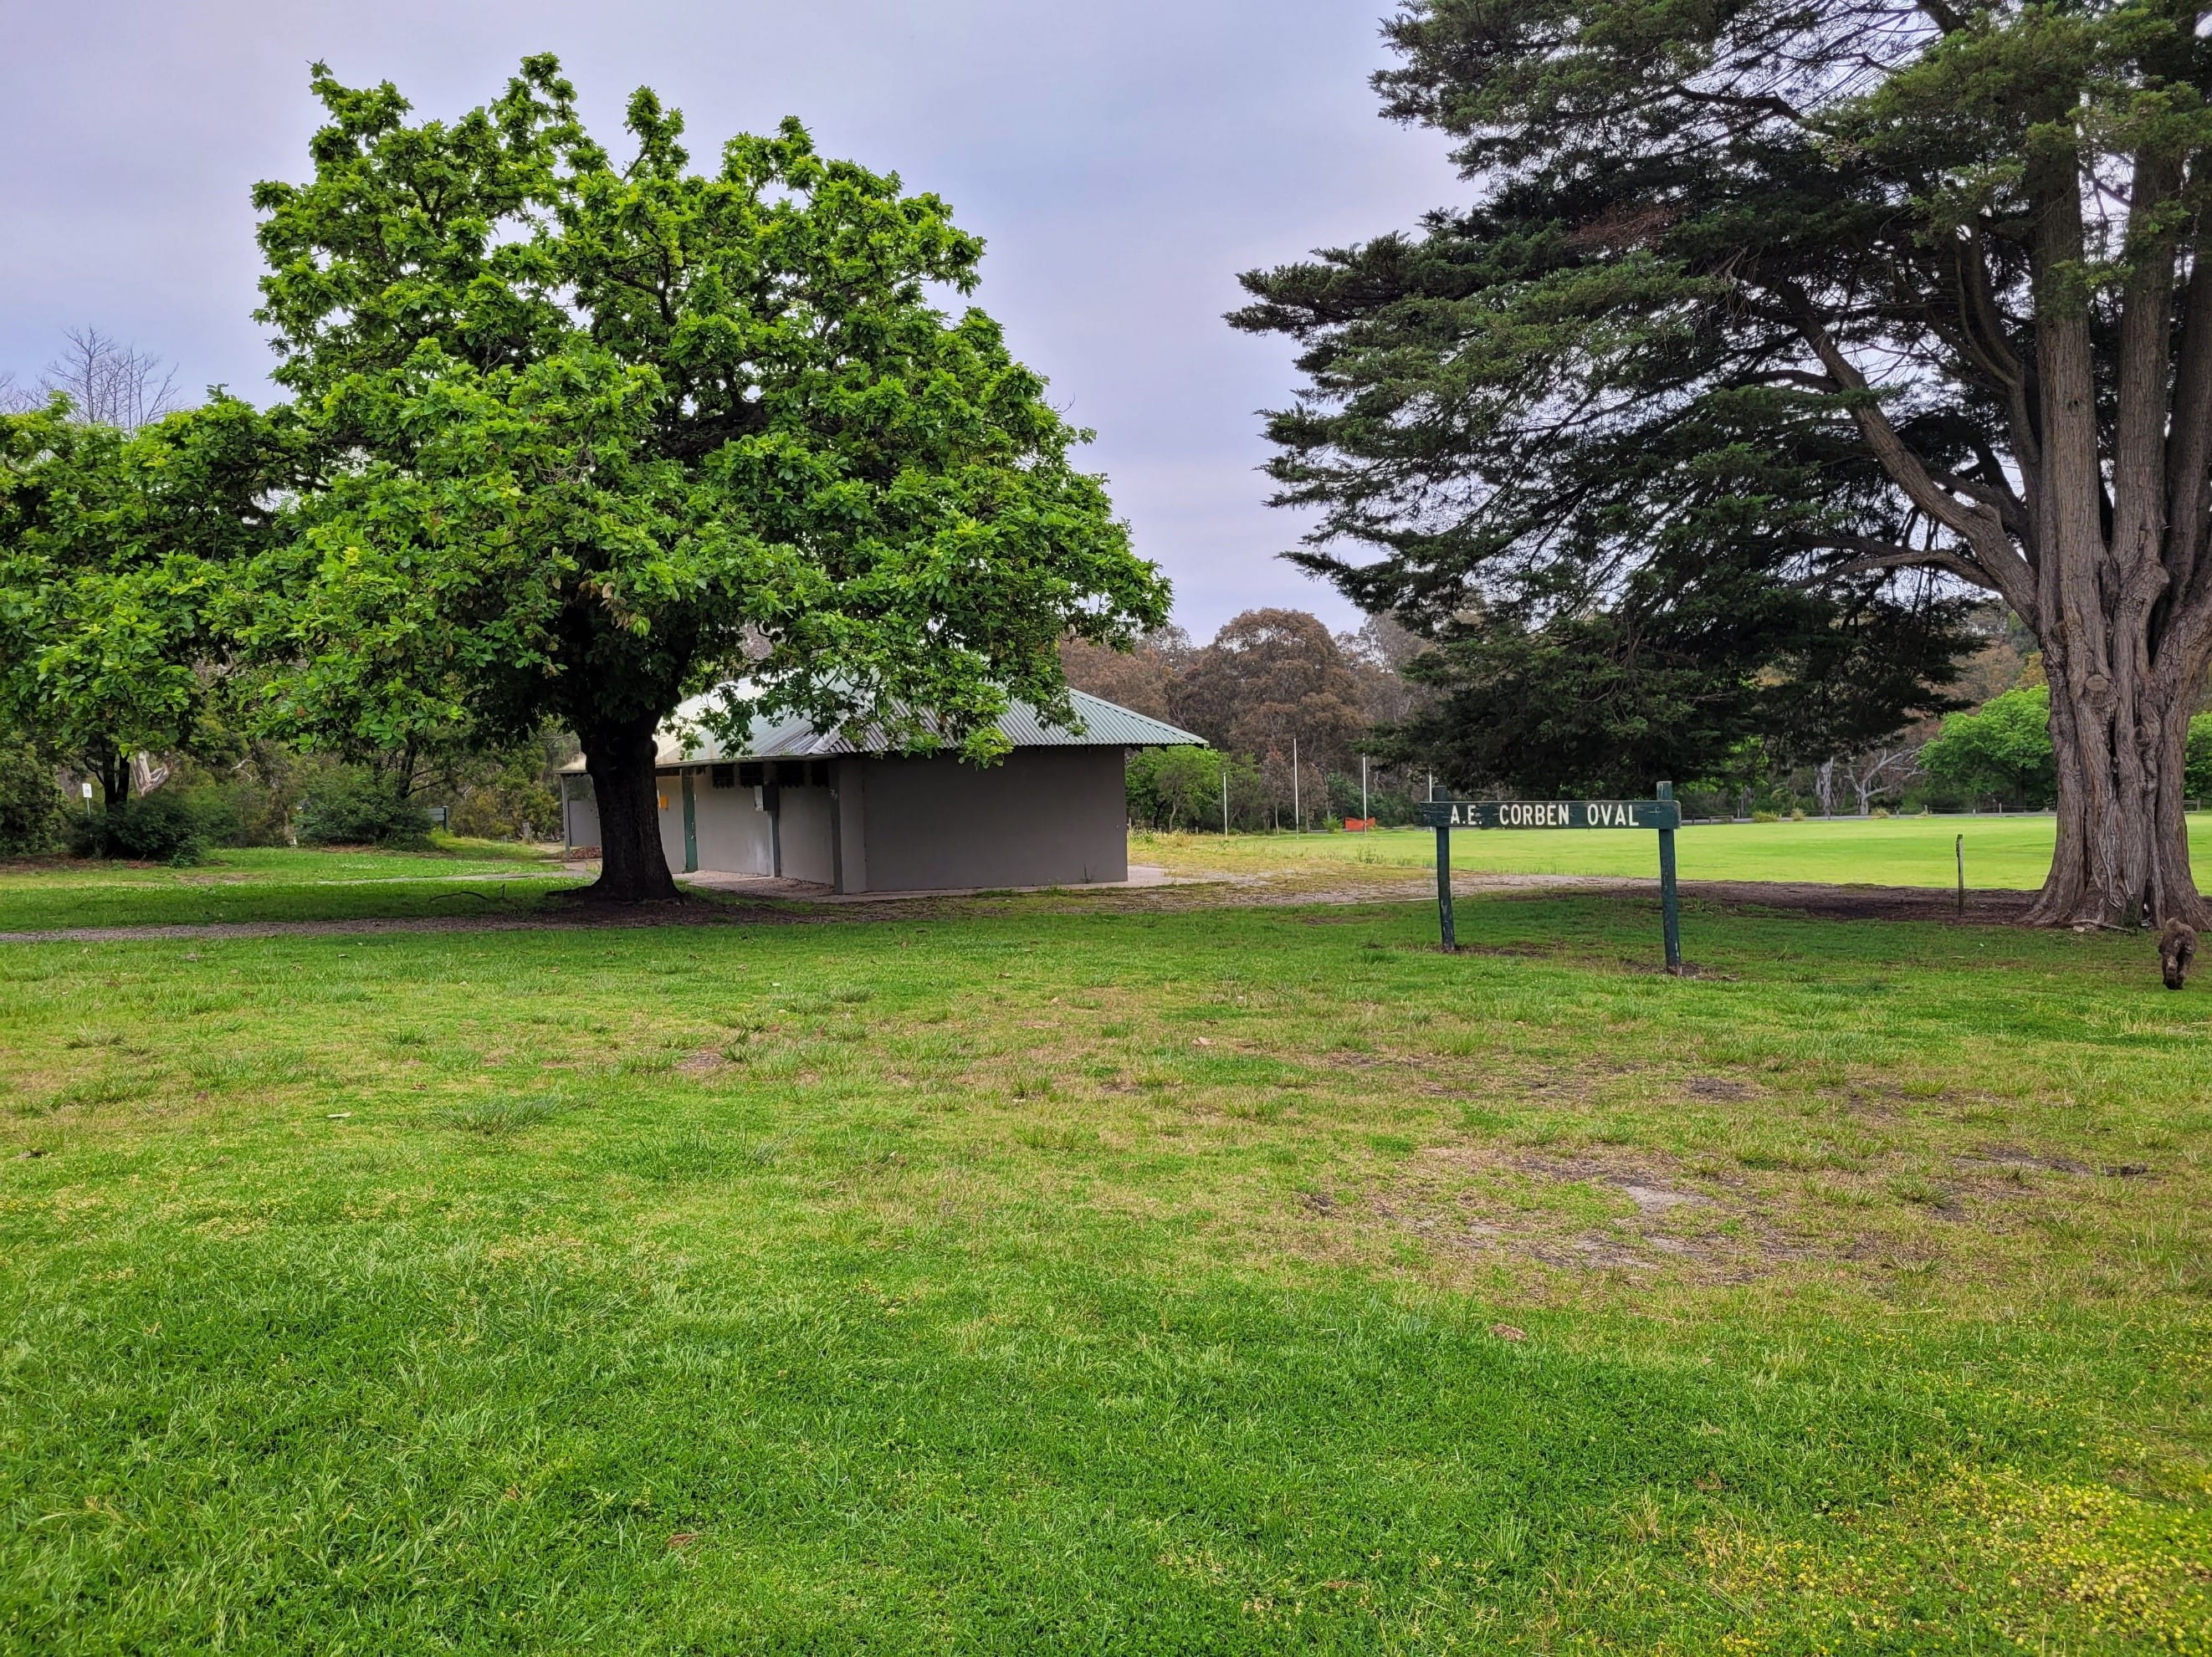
[
  {"left": 1292, "top": 734, "right": 1301, "bottom": 833},
  {"left": 1361, "top": 754, "right": 1369, "bottom": 824},
  {"left": 1221, "top": 759, "right": 1230, "bottom": 837}
]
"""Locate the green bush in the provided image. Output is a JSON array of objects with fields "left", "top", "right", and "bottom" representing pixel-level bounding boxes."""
[
  {"left": 0, "top": 743, "right": 63, "bottom": 856},
  {"left": 2186, "top": 712, "right": 2212, "bottom": 804},
  {"left": 167, "top": 774, "right": 309, "bottom": 847},
  {"left": 69, "top": 793, "right": 207, "bottom": 864},
  {"left": 298, "top": 769, "right": 433, "bottom": 848},
  {"left": 1920, "top": 686, "right": 2056, "bottom": 810},
  {"left": 448, "top": 775, "right": 561, "bottom": 842},
  {"left": 171, "top": 785, "right": 249, "bottom": 849},
  {"left": 1128, "top": 748, "right": 1262, "bottom": 831}
]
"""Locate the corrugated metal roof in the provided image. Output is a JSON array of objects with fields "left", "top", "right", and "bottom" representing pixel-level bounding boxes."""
[{"left": 559, "top": 685, "right": 1204, "bottom": 771}]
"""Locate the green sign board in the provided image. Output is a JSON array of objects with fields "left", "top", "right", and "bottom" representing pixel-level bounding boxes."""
[
  {"left": 1424, "top": 785, "right": 1684, "bottom": 971},
  {"left": 1417, "top": 799, "right": 1680, "bottom": 831}
]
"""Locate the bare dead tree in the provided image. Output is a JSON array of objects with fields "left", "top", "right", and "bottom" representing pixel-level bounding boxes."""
[
  {"left": 35, "top": 327, "right": 183, "bottom": 430},
  {"left": 1838, "top": 744, "right": 1925, "bottom": 818},
  {"left": 0, "top": 369, "right": 40, "bottom": 415}
]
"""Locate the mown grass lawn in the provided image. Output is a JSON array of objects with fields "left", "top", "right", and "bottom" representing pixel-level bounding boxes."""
[
  {"left": 1, "top": 870, "right": 2208, "bottom": 1651},
  {"left": 1138, "top": 811, "right": 2212, "bottom": 891},
  {"left": 0, "top": 842, "right": 578, "bottom": 932}
]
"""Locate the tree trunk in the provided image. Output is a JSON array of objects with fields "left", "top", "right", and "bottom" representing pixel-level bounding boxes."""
[
  {"left": 96, "top": 747, "right": 131, "bottom": 810},
  {"left": 581, "top": 716, "right": 681, "bottom": 903},
  {"left": 2026, "top": 650, "right": 2206, "bottom": 927}
]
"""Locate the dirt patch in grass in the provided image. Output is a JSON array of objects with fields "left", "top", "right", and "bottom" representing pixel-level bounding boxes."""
[
  {"left": 1314, "top": 1138, "right": 2097, "bottom": 1290},
  {"left": 1298, "top": 1142, "right": 1781, "bottom": 1285},
  {"left": 0, "top": 865, "right": 2051, "bottom": 944}
]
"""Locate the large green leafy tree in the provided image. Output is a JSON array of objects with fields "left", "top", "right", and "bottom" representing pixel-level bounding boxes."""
[
  {"left": 1237, "top": 0, "right": 2212, "bottom": 926},
  {"left": 0, "top": 397, "right": 281, "bottom": 807},
  {"left": 246, "top": 59, "right": 1169, "bottom": 900},
  {"left": 1923, "top": 685, "right": 2061, "bottom": 807}
]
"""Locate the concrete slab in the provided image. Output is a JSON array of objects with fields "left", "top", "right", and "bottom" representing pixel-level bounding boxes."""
[{"left": 677, "top": 863, "right": 1190, "bottom": 903}]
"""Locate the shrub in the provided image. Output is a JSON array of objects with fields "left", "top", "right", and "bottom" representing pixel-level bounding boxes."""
[
  {"left": 448, "top": 775, "right": 561, "bottom": 841},
  {"left": 298, "top": 769, "right": 433, "bottom": 847},
  {"left": 1921, "top": 686, "right": 2056, "bottom": 810},
  {"left": 1751, "top": 809, "right": 1779, "bottom": 823},
  {"left": 0, "top": 744, "right": 63, "bottom": 856},
  {"left": 70, "top": 792, "right": 207, "bottom": 864},
  {"left": 1128, "top": 747, "right": 1263, "bottom": 831},
  {"left": 172, "top": 785, "right": 248, "bottom": 849},
  {"left": 2186, "top": 711, "right": 2212, "bottom": 804}
]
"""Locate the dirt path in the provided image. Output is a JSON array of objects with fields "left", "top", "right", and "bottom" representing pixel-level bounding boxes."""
[{"left": 0, "top": 869, "right": 2037, "bottom": 944}]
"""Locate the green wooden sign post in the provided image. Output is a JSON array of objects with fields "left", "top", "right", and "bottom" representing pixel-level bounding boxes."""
[{"left": 1417, "top": 782, "right": 1683, "bottom": 970}]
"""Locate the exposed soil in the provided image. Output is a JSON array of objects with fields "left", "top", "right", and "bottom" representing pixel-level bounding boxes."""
[
  {"left": 0, "top": 867, "right": 2046, "bottom": 945},
  {"left": 1349, "top": 1143, "right": 1790, "bottom": 1284},
  {"left": 1328, "top": 1140, "right": 2028, "bottom": 1286}
]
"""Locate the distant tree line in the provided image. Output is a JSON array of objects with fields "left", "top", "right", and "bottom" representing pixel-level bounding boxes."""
[{"left": 1063, "top": 607, "right": 1433, "bottom": 831}]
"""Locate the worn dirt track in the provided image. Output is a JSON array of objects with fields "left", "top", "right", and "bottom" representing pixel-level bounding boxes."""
[{"left": 0, "top": 868, "right": 2039, "bottom": 945}]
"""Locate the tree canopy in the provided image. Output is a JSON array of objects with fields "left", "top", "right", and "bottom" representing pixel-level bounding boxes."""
[
  {"left": 1233, "top": 0, "right": 2212, "bottom": 923},
  {"left": 1170, "top": 608, "right": 1370, "bottom": 774},
  {"left": 1921, "top": 684, "right": 2060, "bottom": 809},
  {"left": 0, "top": 396, "right": 282, "bottom": 806},
  {"left": 243, "top": 58, "right": 1169, "bottom": 898}
]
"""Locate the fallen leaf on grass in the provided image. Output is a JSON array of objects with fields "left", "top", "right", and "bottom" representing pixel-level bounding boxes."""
[
  {"left": 1490, "top": 1323, "right": 1527, "bottom": 1342},
  {"left": 666, "top": 1532, "right": 701, "bottom": 1551}
]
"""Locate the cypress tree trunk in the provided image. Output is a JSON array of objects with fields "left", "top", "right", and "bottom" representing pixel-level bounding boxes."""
[
  {"left": 580, "top": 715, "right": 681, "bottom": 903},
  {"left": 2030, "top": 632, "right": 2208, "bottom": 928},
  {"left": 2015, "top": 142, "right": 2212, "bottom": 931}
]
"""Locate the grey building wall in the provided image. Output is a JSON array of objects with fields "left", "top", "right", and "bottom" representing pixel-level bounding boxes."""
[
  {"left": 779, "top": 785, "right": 836, "bottom": 885},
  {"left": 562, "top": 775, "right": 600, "bottom": 856},
  {"left": 850, "top": 747, "right": 1129, "bottom": 892},
  {"left": 623, "top": 747, "right": 1130, "bottom": 892},
  {"left": 655, "top": 773, "right": 689, "bottom": 871},
  {"left": 693, "top": 775, "right": 775, "bottom": 874}
]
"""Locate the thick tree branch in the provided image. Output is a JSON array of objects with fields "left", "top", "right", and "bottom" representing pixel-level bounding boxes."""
[
  {"left": 2166, "top": 212, "right": 2212, "bottom": 608},
  {"left": 1769, "top": 279, "right": 2035, "bottom": 611},
  {"left": 1801, "top": 533, "right": 1999, "bottom": 590},
  {"left": 1730, "top": 368, "right": 1842, "bottom": 393},
  {"left": 2109, "top": 149, "right": 2183, "bottom": 606},
  {"left": 1930, "top": 468, "right": 2031, "bottom": 540}
]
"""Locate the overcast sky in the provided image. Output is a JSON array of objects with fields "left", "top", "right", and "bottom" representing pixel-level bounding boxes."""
[{"left": 0, "top": 1, "right": 1457, "bottom": 637}]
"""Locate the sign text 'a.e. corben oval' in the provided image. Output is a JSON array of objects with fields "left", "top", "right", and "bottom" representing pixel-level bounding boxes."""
[
  {"left": 1415, "top": 799, "right": 1682, "bottom": 831},
  {"left": 1418, "top": 789, "right": 1685, "bottom": 971}
]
